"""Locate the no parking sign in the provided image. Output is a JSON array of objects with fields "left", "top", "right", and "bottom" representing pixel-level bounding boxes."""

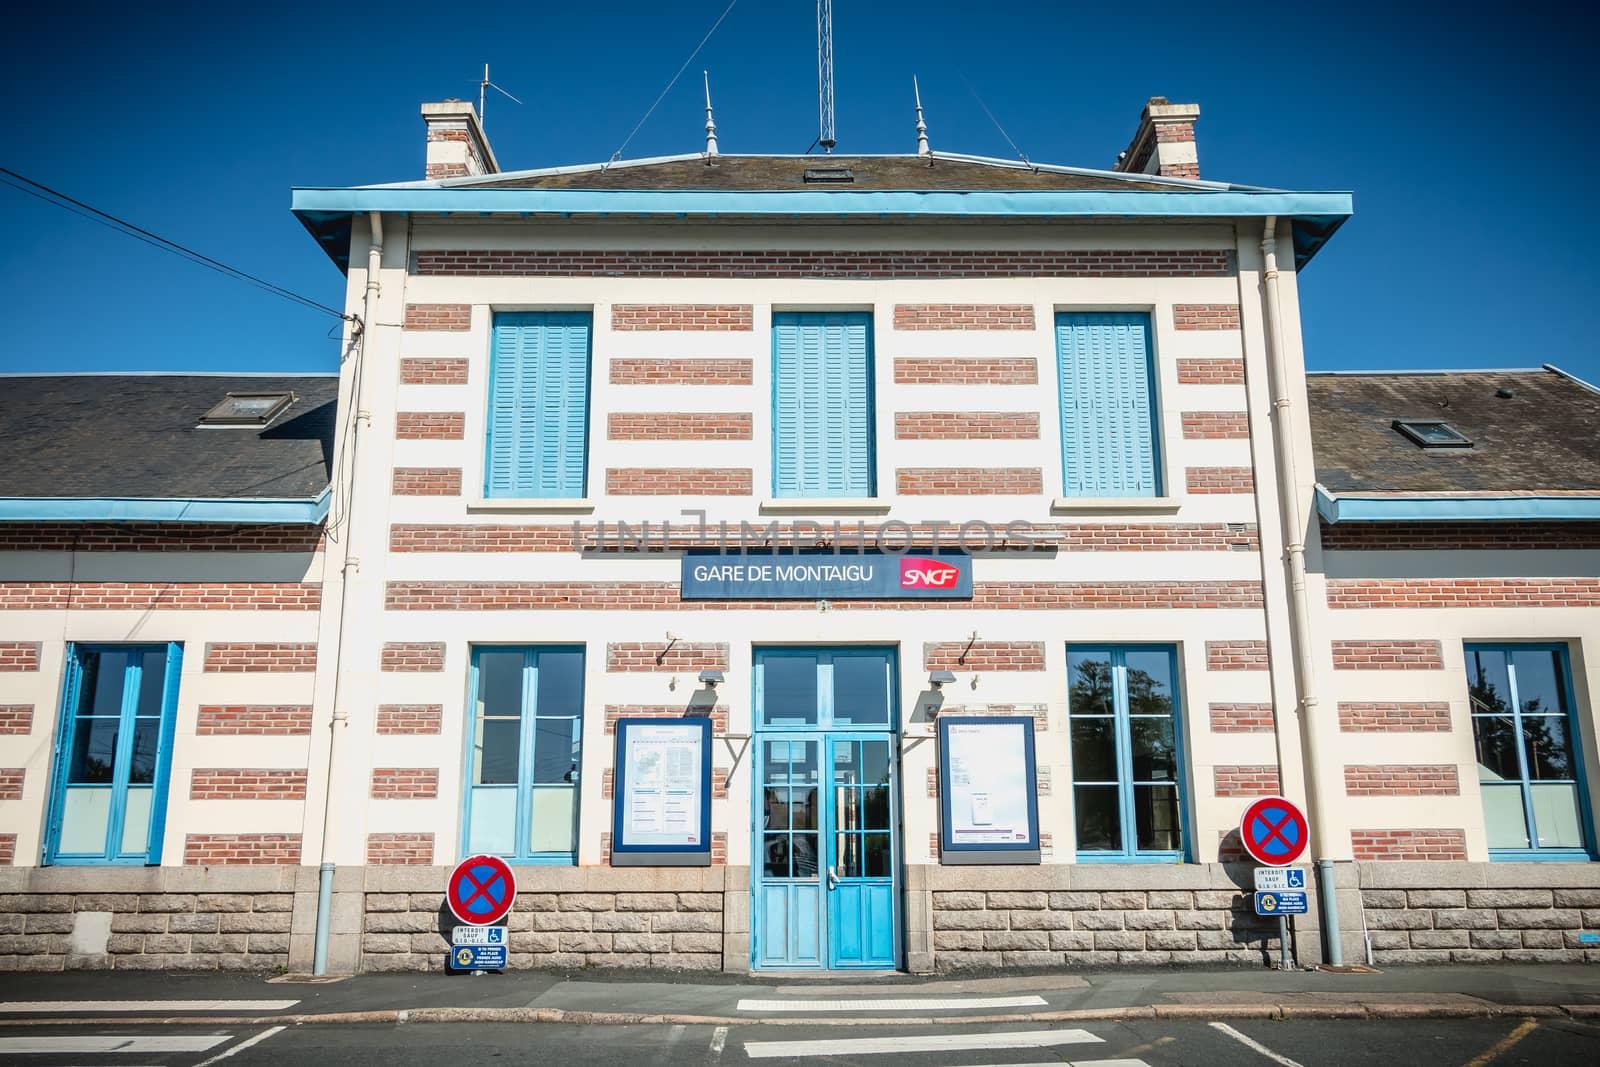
[
  {"left": 447, "top": 854, "right": 517, "bottom": 926},
  {"left": 1238, "top": 795, "right": 1309, "bottom": 867}
]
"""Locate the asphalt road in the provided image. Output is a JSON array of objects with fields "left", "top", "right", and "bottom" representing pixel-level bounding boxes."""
[{"left": 2, "top": 1016, "right": 1597, "bottom": 1067}]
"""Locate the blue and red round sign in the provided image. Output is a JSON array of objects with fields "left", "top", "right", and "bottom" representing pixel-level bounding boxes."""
[
  {"left": 1239, "top": 795, "right": 1309, "bottom": 866},
  {"left": 447, "top": 854, "right": 517, "bottom": 925}
]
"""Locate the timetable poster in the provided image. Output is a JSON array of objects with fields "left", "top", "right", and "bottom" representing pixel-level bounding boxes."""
[
  {"left": 615, "top": 720, "right": 710, "bottom": 859},
  {"left": 939, "top": 717, "right": 1039, "bottom": 862}
]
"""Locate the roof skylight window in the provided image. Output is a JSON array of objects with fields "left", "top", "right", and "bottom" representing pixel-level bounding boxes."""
[
  {"left": 1393, "top": 419, "right": 1472, "bottom": 448},
  {"left": 802, "top": 166, "right": 855, "bottom": 183},
  {"left": 199, "top": 392, "right": 295, "bottom": 427}
]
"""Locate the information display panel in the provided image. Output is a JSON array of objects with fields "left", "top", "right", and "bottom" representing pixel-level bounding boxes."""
[
  {"left": 937, "top": 716, "right": 1040, "bottom": 864},
  {"left": 610, "top": 718, "right": 713, "bottom": 867}
]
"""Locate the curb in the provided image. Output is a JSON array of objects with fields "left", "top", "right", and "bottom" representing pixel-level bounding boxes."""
[{"left": 0, "top": 1003, "right": 1588, "bottom": 1028}]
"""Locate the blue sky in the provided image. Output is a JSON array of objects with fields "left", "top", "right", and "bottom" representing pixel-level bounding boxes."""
[{"left": 1, "top": 2, "right": 1593, "bottom": 381}]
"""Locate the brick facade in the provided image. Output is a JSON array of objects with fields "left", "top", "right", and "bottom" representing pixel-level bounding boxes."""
[
  {"left": 1213, "top": 765, "right": 1280, "bottom": 797},
  {"left": 392, "top": 467, "right": 462, "bottom": 496},
  {"left": 402, "top": 304, "right": 471, "bottom": 331},
  {"left": 376, "top": 705, "right": 444, "bottom": 734},
  {"left": 922, "top": 641, "right": 1045, "bottom": 671},
  {"left": 896, "top": 468, "right": 1044, "bottom": 495},
  {"left": 0, "top": 705, "right": 33, "bottom": 734},
  {"left": 183, "top": 834, "right": 303, "bottom": 865},
  {"left": 609, "top": 358, "right": 753, "bottom": 385},
  {"left": 1180, "top": 411, "right": 1250, "bottom": 439},
  {"left": 1338, "top": 702, "right": 1452, "bottom": 732},
  {"left": 395, "top": 412, "right": 465, "bottom": 440},
  {"left": 894, "top": 412, "right": 1040, "bottom": 440},
  {"left": 0, "top": 642, "right": 40, "bottom": 671},
  {"left": 1186, "top": 467, "right": 1255, "bottom": 494},
  {"left": 399, "top": 357, "right": 469, "bottom": 385},
  {"left": 606, "top": 642, "right": 730, "bottom": 673},
  {"left": 1344, "top": 765, "right": 1460, "bottom": 796},
  {"left": 0, "top": 769, "right": 23, "bottom": 800},
  {"left": 380, "top": 643, "right": 446, "bottom": 672},
  {"left": 607, "top": 412, "right": 752, "bottom": 440},
  {"left": 0, "top": 584, "right": 319, "bottom": 611},
  {"left": 1205, "top": 640, "right": 1268, "bottom": 671},
  {"left": 605, "top": 468, "right": 753, "bottom": 495},
  {"left": 1208, "top": 703, "right": 1274, "bottom": 733},
  {"left": 196, "top": 706, "right": 313, "bottom": 735},
  {"left": 366, "top": 833, "right": 434, "bottom": 865},
  {"left": 202, "top": 643, "right": 318, "bottom": 673},
  {"left": 370, "top": 768, "right": 440, "bottom": 800},
  {"left": 604, "top": 705, "right": 730, "bottom": 734},
  {"left": 893, "top": 357, "right": 1037, "bottom": 385},
  {"left": 190, "top": 769, "right": 308, "bottom": 800},
  {"left": 611, "top": 305, "right": 752, "bottom": 331},
  {"left": 1172, "top": 304, "right": 1241, "bottom": 330},
  {"left": 1332, "top": 640, "right": 1444, "bottom": 670},
  {"left": 1351, "top": 830, "right": 1468, "bottom": 861},
  {"left": 1176, "top": 357, "right": 1245, "bottom": 384},
  {"left": 1328, "top": 578, "right": 1600, "bottom": 609},
  {"left": 893, "top": 304, "right": 1035, "bottom": 330}
]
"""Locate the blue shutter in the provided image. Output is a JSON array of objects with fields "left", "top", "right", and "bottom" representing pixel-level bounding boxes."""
[
  {"left": 486, "top": 312, "right": 592, "bottom": 498},
  {"left": 772, "top": 312, "right": 874, "bottom": 497},
  {"left": 1057, "top": 312, "right": 1160, "bottom": 497},
  {"left": 143, "top": 642, "right": 182, "bottom": 866}
]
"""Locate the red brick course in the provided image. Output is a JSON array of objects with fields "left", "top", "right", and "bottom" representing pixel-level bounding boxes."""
[
  {"left": 1338, "top": 703, "right": 1452, "bottom": 733},
  {"left": 203, "top": 643, "right": 318, "bottom": 673},
  {"left": 1331, "top": 640, "right": 1445, "bottom": 670},
  {"left": 1214, "top": 764, "right": 1280, "bottom": 797},
  {"left": 403, "top": 304, "right": 471, "bottom": 331},
  {"left": 1351, "top": 829, "right": 1467, "bottom": 861},
  {"left": 0, "top": 835, "right": 13, "bottom": 865},
  {"left": 0, "top": 584, "right": 319, "bottom": 611},
  {"left": 1319, "top": 520, "right": 1600, "bottom": 551},
  {"left": 190, "top": 769, "right": 308, "bottom": 800},
  {"left": 400, "top": 357, "right": 469, "bottom": 385},
  {"left": 607, "top": 412, "right": 752, "bottom": 440},
  {"left": 387, "top": 580, "right": 1264, "bottom": 612},
  {"left": 1327, "top": 578, "right": 1600, "bottom": 609},
  {"left": 1344, "top": 765, "right": 1459, "bottom": 796},
  {"left": 1209, "top": 703, "right": 1275, "bottom": 733},
  {"left": 1176, "top": 357, "right": 1245, "bottom": 384},
  {"left": 392, "top": 467, "right": 462, "bottom": 496},
  {"left": 184, "top": 833, "right": 302, "bottom": 865},
  {"left": 612, "top": 305, "right": 752, "bottom": 331},
  {"left": 606, "top": 468, "right": 752, "bottom": 495},
  {"left": 894, "top": 412, "right": 1039, "bottom": 440},
  {"left": 395, "top": 412, "right": 466, "bottom": 440},
  {"left": 380, "top": 643, "right": 445, "bottom": 672},
  {"left": 371, "top": 768, "right": 439, "bottom": 800},
  {"left": 893, "top": 357, "right": 1037, "bottom": 384},
  {"left": 0, "top": 523, "right": 323, "bottom": 552},
  {"left": 893, "top": 304, "right": 1035, "bottom": 330},
  {"left": 1206, "top": 640, "right": 1269, "bottom": 671},
  {"left": 376, "top": 705, "right": 444, "bottom": 734},
  {"left": 415, "top": 249, "right": 1234, "bottom": 278},
  {"left": 0, "top": 769, "right": 23, "bottom": 800},
  {"left": 607, "top": 642, "right": 729, "bottom": 673},
  {"left": 0, "top": 705, "right": 33, "bottom": 734},
  {"left": 196, "top": 706, "right": 313, "bottom": 735},
  {"left": 367, "top": 833, "right": 434, "bottom": 865},
  {"left": 1186, "top": 467, "right": 1255, "bottom": 494},
  {"left": 1181, "top": 411, "right": 1251, "bottom": 439},
  {"left": 0, "top": 642, "right": 40, "bottom": 671},
  {"left": 609, "top": 358, "right": 753, "bottom": 385},
  {"left": 923, "top": 641, "right": 1045, "bottom": 671},
  {"left": 1173, "top": 304, "right": 1241, "bottom": 330},
  {"left": 896, "top": 468, "right": 1043, "bottom": 495},
  {"left": 604, "top": 705, "right": 730, "bottom": 734}
]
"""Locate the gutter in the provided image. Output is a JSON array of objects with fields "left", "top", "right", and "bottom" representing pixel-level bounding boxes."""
[
  {"left": 0, "top": 489, "right": 330, "bottom": 525},
  {"left": 1315, "top": 486, "right": 1600, "bottom": 523}
]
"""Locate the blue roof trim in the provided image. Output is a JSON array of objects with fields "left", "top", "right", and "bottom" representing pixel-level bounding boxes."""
[
  {"left": 291, "top": 188, "right": 1353, "bottom": 272},
  {"left": 1316, "top": 487, "right": 1600, "bottom": 524},
  {"left": 0, "top": 488, "right": 331, "bottom": 525}
]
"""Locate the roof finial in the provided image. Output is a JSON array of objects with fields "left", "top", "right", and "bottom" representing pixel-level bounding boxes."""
[
  {"left": 914, "top": 75, "right": 930, "bottom": 157},
  {"left": 703, "top": 70, "right": 719, "bottom": 157}
]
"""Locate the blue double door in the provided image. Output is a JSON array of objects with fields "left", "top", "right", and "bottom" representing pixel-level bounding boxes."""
[{"left": 753, "top": 650, "right": 898, "bottom": 970}]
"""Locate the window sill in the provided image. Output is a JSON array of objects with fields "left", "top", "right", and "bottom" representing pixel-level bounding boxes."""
[
  {"left": 468, "top": 498, "right": 596, "bottom": 514},
  {"left": 760, "top": 498, "right": 893, "bottom": 515},
  {"left": 1072, "top": 852, "right": 1187, "bottom": 864},
  {"left": 1050, "top": 496, "right": 1183, "bottom": 514},
  {"left": 1487, "top": 849, "right": 1595, "bottom": 862}
]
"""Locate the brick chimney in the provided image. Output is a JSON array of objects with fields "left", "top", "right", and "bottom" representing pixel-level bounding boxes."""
[
  {"left": 1113, "top": 97, "right": 1200, "bottom": 180},
  {"left": 422, "top": 100, "right": 499, "bottom": 181}
]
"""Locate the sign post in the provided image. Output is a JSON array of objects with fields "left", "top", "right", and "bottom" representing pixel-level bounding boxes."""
[
  {"left": 1239, "top": 796, "right": 1311, "bottom": 972},
  {"left": 446, "top": 855, "right": 516, "bottom": 973}
]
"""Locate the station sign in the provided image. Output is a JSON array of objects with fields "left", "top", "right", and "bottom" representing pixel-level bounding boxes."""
[
  {"left": 1253, "top": 867, "right": 1307, "bottom": 892},
  {"left": 681, "top": 551, "right": 972, "bottom": 600},
  {"left": 1254, "top": 890, "right": 1309, "bottom": 916}
]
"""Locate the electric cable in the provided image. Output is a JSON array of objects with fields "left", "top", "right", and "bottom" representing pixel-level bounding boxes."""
[{"left": 605, "top": 0, "right": 739, "bottom": 167}]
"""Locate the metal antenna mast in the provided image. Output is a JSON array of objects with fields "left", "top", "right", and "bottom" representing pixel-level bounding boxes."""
[
  {"left": 478, "top": 63, "right": 523, "bottom": 129},
  {"left": 816, "top": 0, "right": 836, "bottom": 152}
]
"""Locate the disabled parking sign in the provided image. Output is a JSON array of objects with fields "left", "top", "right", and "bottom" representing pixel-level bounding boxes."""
[
  {"left": 1239, "top": 795, "right": 1309, "bottom": 866},
  {"left": 447, "top": 854, "right": 517, "bottom": 926}
]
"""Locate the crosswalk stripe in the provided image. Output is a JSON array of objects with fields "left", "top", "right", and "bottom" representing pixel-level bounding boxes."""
[
  {"left": 743, "top": 1028, "right": 1103, "bottom": 1059},
  {"left": 736, "top": 995, "right": 1047, "bottom": 1012},
  {"left": 0, "top": 1000, "right": 298, "bottom": 1014},
  {"left": 960, "top": 1062, "right": 1151, "bottom": 1067},
  {"left": 0, "top": 1034, "right": 232, "bottom": 1054}
]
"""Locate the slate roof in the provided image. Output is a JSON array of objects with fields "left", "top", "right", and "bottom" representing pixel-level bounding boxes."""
[
  {"left": 0, "top": 374, "right": 337, "bottom": 501},
  {"left": 1307, "top": 368, "right": 1600, "bottom": 495}
]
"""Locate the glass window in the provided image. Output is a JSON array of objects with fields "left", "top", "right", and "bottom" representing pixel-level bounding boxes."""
[
  {"left": 1067, "top": 645, "right": 1186, "bottom": 860},
  {"left": 47, "top": 644, "right": 181, "bottom": 865},
  {"left": 1467, "top": 644, "right": 1592, "bottom": 858},
  {"left": 756, "top": 649, "right": 896, "bottom": 731},
  {"left": 465, "top": 647, "right": 585, "bottom": 862}
]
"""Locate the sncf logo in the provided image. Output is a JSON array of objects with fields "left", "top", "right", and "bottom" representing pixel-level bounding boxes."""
[{"left": 900, "top": 557, "right": 961, "bottom": 589}]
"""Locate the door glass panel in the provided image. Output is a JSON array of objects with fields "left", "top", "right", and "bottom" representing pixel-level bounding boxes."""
[
  {"left": 134, "top": 650, "right": 168, "bottom": 717},
  {"left": 835, "top": 832, "right": 862, "bottom": 877},
  {"left": 1123, "top": 651, "right": 1174, "bottom": 715},
  {"left": 1067, "top": 652, "right": 1113, "bottom": 714},
  {"left": 477, "top": 651, "right": 524, "bottom": 715},
  {"left": 83, "top": 651, "right": 131, "bottom": 716},
  {"left": 763, "top": 834, "right": 790, "bottom": 877},
  {"left": 791, "top": 832, "right": 819, "bottom": 876},
  {"left": 791, "top": 787, "right": 818, "bottom": 830},
  {"left": 528, "top": 787, "right": 576, "bottom": 853},
  {"left": 536, "top": 650, "right": 585, "bottom": 714},
  {"left": 120, "top": 788, "right": 153, "bottom": 854},
  {"left": 863, "top": 833, "right": 892, "bottom": 877},
  {"left": 1134, "top": 785, "right": 1181, "bottom": 851},
  {"left": 834, "top": 788, "right": 860, "bottom": 832},
  {"left": 762, "top": 787, "right": 791, "bottom": 830},
  {"left": 127, "top": 720, "right": 160, "bottom": 784},
  {"left": 1530, "top": 783, "right": 1583, "bottom": 848},
  {"left": 833, "top": 654, "right": 890, "bottom": 726},
  {"left": 859, "top": 741, "right": 890, "bottom": 785},
  {"left": 1523, "top": 715, "right": 1573, "bottom": 780},
  {"left": 1481, "top": 783, "right": 1530, "bottom": 849},
  {"left": 762, "top": 656, "right": 818, "bottom": 726},
  {"left": 861, "top": 786, "right": 890, "bottom": 829},
  {"left": 59, "top": 789, "right": 112, "bottom": 854},
  {"left": 832, "top": 742, "right": 858, "bottom": 785},
  {"left": 1130, "top": 718, "right": 1177, "bottom": 781},
  {"left": 1473, "top": 715, "right": 1520, "bottom": 781},
  {"left": 533, "top": 718, "right": 579, "bottom": 783},
  {"left": 1467, "top": 649, "right": 1513, "bottom": 715},
  {"left": 1070, "top": 718, "right": 1116, "bottom": 780},
  {"left": 1511, "top": 649, "right": 1569, "bottom": 717},
  {"left": 468, "top": 788, "right": 516, "bottom": 854},
  {"left": 69, "top": 719, "right": 119, "bottom": 783},
  {"left": 1074, "top": 784, "right": 1121, "bottom": 851},
  {"left": 475, "top": 718, "right": 520, "bottom": 784}
]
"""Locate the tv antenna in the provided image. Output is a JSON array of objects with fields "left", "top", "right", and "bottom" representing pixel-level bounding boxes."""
[
  {"left": 816, "top": 0, "right": 836, "bottom": 152},
  {"left": 478, "top": 64, "right": 523, "bottom": 129}
]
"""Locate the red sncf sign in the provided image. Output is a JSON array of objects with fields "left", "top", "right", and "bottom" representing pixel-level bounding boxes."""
[{"left": 900, "top": 557, "right": 961, "bottom": 589}]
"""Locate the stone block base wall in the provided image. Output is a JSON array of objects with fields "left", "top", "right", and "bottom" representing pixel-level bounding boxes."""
[{"left": 1358, "top": 862, "right": 1600, "bottom": 964}]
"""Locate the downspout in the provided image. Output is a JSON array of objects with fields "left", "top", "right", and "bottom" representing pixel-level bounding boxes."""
[
  {"left": 313, "top": 211, "right": 382, "bottom": 975},
  {"left": 1258, "top": 216, "right": 1343, "bottom": 965}
]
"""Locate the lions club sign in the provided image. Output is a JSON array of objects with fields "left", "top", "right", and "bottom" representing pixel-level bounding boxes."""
[{"left": 681, "top": 551, "right": 972, "bottom": 600}]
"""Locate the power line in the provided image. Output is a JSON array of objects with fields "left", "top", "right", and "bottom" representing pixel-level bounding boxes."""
[
  {"left": 958, "top": 73, "right": 1034, "bottom": 170},
  {"left": 0, "top": 166, "right": 352, "bottom": 321},
  {"left": 605, "top": 0, "right": 740, "bottom": 167}
]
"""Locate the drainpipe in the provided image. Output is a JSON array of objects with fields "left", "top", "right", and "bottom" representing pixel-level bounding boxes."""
[
  {"left": 1258, "top": 217, "right": 1343, "bottom": 965},
  {"left": 313, "top": 211, "right": 383, "bottom": 974}
]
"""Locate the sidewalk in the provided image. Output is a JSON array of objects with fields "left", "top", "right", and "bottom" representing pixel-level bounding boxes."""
[{"left": 1, "top": 964, "right": 1597, "bottom": 1026}]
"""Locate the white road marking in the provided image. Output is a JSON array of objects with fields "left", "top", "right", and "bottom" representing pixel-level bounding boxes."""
[
  {"left": 0, "top": 1000, "right": 298, "bottom": 1014},
  {"left": 710, "top": 1026, "right": 729, "bottom": 1055},
  {"left": 737, "top": 994, "right": 1047, "bottom": 1012},
  {"left": 743, "top": 1028, "right": 1103, "bottom": 1059},
  {"left": 958, "top": 1062, "right": 1150, "bottom": 1067},
  {"left": 1209, "top": 1021, "right": 1307, "bottom": 1067},
  {"left": 193, "top": 1026, "right": 286, "bottom": 1067},
  {"left": 0, "top": 1034, "right": 232, "bottom": 1054}
]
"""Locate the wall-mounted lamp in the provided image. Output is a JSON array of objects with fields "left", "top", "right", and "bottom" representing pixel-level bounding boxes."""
[
  {"left": 929, "top": 670, "right": 957, "bottom": 688},
  {"left": 698, "top": 669, "right": 726, "bottom": 687}
]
